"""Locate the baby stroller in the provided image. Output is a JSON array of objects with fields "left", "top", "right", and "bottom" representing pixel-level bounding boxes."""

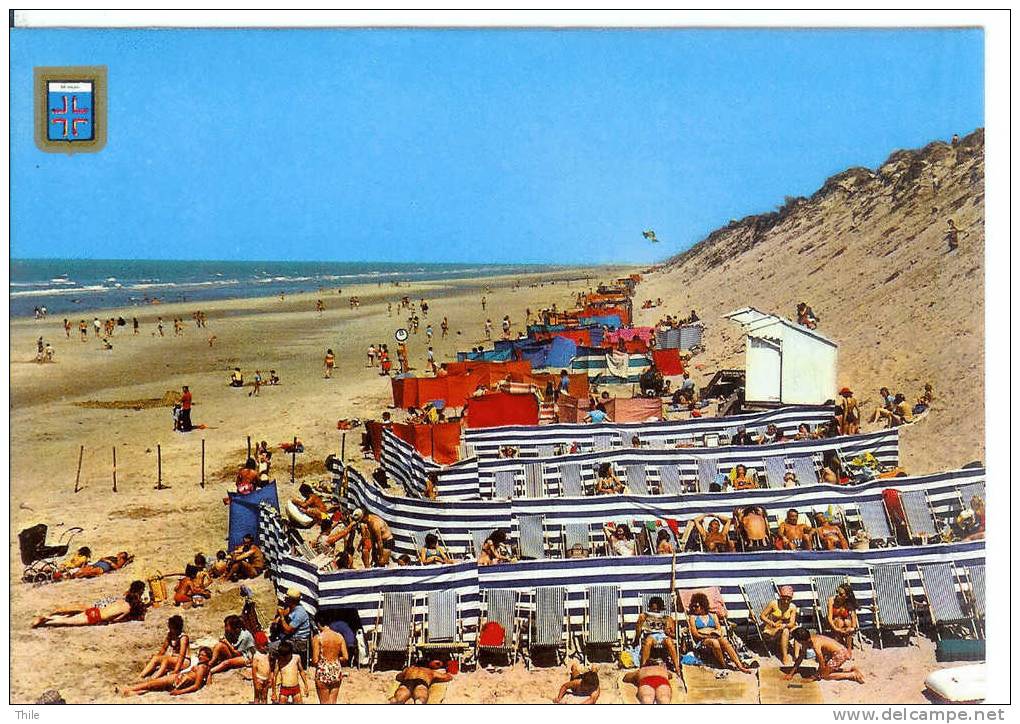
[{"left": 19, "top": 524, "right": 84, "bottom": 583}]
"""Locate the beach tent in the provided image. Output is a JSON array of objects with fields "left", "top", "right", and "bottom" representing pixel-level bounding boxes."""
[
  {"left": 723, "top": 307, "right": 838, "bottom": 406},
  {"left": 465, "top": 392, "right": 540, "bottom": 428},
  {"left": 228, "top": 483, "right": 280, "bottom": 550}
]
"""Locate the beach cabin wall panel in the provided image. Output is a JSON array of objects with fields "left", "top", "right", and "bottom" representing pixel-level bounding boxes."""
[
  {"left": 746, "top": 336, "right": 782, "bottom": 403},
  {"left": 779, "top": 324, "right": 838, "bottom": 405}
]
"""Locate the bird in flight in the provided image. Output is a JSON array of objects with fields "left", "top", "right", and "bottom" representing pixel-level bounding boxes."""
[{"left": 642, "top": 230, "right": 659, "bottom": 242}]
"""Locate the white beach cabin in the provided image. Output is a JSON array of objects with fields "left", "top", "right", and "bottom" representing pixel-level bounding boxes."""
[{"left": 723, "top": 307, "right": 838, "bottom": 406}]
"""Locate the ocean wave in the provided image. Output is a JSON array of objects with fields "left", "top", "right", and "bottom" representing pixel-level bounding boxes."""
[{"left": 11, "top": 284, "right": 107, "bottom": 297}]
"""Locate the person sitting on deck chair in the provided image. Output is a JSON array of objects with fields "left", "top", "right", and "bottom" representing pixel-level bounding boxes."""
[
  {"left": 731, "top": 464, "right": 758, "bottom": 491},
  {"left": 827, "top": 583, "right": 860, "bottom": 649},
  {"left": 760, "top": 585, "right": 800, "bottom": 666},
  {"left": 635, "top": 596, "right": 681, "bottom": 671},
  {"left": 813, "top": 512, "right": 849, "bottom": 550},
  {"left": 732, "top": 506, "right": 771, "bottom": 549},
  {"left": 777, "top": 509, "right": 814, "bottom": 550},
  {"left": 622, "top": 658, "right": 676, "bottom": 704},
  {"left": 552, "top": 663, "right": 600, "bottom": 704},
  {"left": 730, "top": 427, "right": 755, "bottom": 446},
  {"left": 478, "top": 530, "right": 516, "bottom": 566},
  {"left": 389, "top": 659, "right": 454, "bottom": 704},
  {"left": 418, "top": 533, "right": 454, "bottom": 565},
  {"left": 606, "top": 523, "right": 638, "bottom": 556},
  {"left": 692, "top": 514, "right": 735, "bottom": 552},
  {"left": 686, "top": 592, "right": 752, "bottom": 673},
  {"left": 655, "top": 529, "right": 675, "bottom": 554},
  {"left": 786, "top": 627, "right": 864, "bottom": 683},
  {"left": 595, "top": 462, "right": 626, "bottom": 495}
]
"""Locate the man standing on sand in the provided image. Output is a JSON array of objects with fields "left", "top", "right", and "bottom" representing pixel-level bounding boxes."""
[
  {"left": 180, "top": 386, "right": 193, "bottom": 432},
  {"left": 441, "top": 317, "right": 449, "bottom": 338},
  {"left": 93, "top": 317, "right": 102, "bottom": 337},
  {"left": 484, "top": 319, "right": 492, "bottom": 340},
  {"left": 481, "top": 296, "right": 486, "bottom": 311}
]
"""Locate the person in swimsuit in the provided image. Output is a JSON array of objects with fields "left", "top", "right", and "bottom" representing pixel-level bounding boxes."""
[
  {"left": 655, "top": 529, "right": 675, "bottom": 554},
  {"left": 787, "top": 628, "right": 864, "bottom": 683},
  {"left": 606, "top": 524, "right": 637, "bottom": 557},
  {"left": 71, "top": 551, "right": 133, "bottom": 579},
  {"left": 693, "top": 514, "right": 735, "bottom": 552},
  {"left": 826, "top": 583, "right": 860, "bottom": 649},
  {"left": 31, "top": 580, "right": 148, "bottom": 628},
  {"left": 311, "top": 614, "right": 349, "bottom": 704},
  {"left": 777, "top": 509, "right": 814, "bottom": 551},
  {"left": 271, "top": 641, "right": 309, "bottom": 704},
  {"left": 813, "top": 512, "right": 849, "bottom": 550},
  {"left": 389, "top": 661, "right": 454, "bottom": 704},
  {"left": 477, "top": 530, "right": 515, "bottom": 566},
  {"left": 121, "top": 646, "right": 213, "bottom": 697},
  {"left": 251, "top": 631, "right": 272, "bottom": 704},
  {"left": 622, "top": 658, "right": 675, "bottom": 704},
  {"left": 208, "top": 615, "right": 256, "bottom": 675},
  {"left": 173, "top": 564, "right": 211, "bottom": 608},
  {"left": 731, "top": 464, "right": 758, "bottom": 490},
  {"left": 595, "top": 462, "right": 626, "bottom": 495},
  {"left": 226, "top": 534, "right": 265, "bottom": 581},
  {"left": 686, "top": 592, "right": 752, "bottom": 673},
  {"left": 733, "top": 506, "right": 771, "bottom": 549},
  {"left": 139, "top": 614, "right": 191, "bottom": 679},
  {"left": 635, "top": 596, "right": 681, "bottom": 671},
  {"left": 418, "top": 533, "right": 454, "bottom": 565},
  {"left": 760, "top": 585, "right": 800, "bottom": 666},
  {"left": 552, "top": 663, "right": 600, "bottom": 703},
  {"left": 352, "top": 509, "right": 396, "bottom": 568},
  {"left": 324, "top": 349, "right": 335, "bottom": 379}
]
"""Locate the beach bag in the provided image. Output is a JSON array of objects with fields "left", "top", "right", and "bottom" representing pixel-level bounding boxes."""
[
  {"left": 147, "top": 570, "right": 168, "bottom": 607},
  {"left": 478, "top": 621, "right": 506, "bottom": 648}
]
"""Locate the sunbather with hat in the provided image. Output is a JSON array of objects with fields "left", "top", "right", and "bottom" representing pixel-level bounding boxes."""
[
  {"left": 760, "top": 585, "right": 800, "bottom": 666},
  {"left": 31, "top": 580, "right": 148, "bottom": 627}
]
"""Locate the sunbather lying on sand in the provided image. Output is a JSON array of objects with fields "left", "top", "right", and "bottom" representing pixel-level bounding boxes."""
[
  {"left": 622, "top": 659, "right": 675, "bottom": 704},
  {"left": 389, "top": 661, "right": 453, "bottom": 704},
  {"left": 121, "top": 647, "right": 213, "bottom": 697},
  {"left": 31, "top": 580, "right": 148, "bottom": 627},
  {"left": 70, "top": 550, "right": 133, "bottom": 578},
  {"left": 552, "top": 663, "right": 600, "bottom": 703}
]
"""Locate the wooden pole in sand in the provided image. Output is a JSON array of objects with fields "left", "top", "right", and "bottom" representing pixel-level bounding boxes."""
[
  {"left": 290, "top": 436, "right": 297, "bottom": 484},
  {"left": 340, "top": 433, "right": 346, "bottom": 462},
  {"left": 73, "top": 445, "right": 84, "bottom": 493},
  {"left": 112, "top": 446, "right": 118, "bottom": 492},
  {"left": 155, "top": 444, "right": 166, "bottom": 490},
  {"left": 200, "top": 439, "right": 206, "bottom": 488},
  {"left": 247, "top": 436, "right": 252, "bottom": 460}
]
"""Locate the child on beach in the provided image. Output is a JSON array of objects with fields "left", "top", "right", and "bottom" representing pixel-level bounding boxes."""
[
  {"left": 193, "top": 554, "right": 213, "bottom": 590},
  {"left": 173, "top": 564, "right": 211, "bottom": 608},
  {"left": 210, "top": 550, "right": 229, "bottom": 579},
  {"left": 324, "top": 349, "right": 335, "bottom": 379},
  {"left": 249, "top": 369, "right": 262, "bottom": 397},
  {"left": 121, "top": 647, "right": 213, "bottom": 697},
  {"left": 271, "top": 641, "right": 309, "bottom": 704},
  {"left": 251, "top": 631, "right": 272, "bottom": 703}
]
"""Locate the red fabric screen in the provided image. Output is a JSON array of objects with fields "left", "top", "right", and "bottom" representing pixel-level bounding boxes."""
[
  {"left": 465, "top": 392, "right": 540, "bottom": 428},
  {"left": 390, "top": 421, "right": 462, "bottom": 464},
  {"left": 652, "top": 348, "right": 684, "bottom": 376},
  {"left": 605, "top": 397, "right": 663, "bottom": 422}
]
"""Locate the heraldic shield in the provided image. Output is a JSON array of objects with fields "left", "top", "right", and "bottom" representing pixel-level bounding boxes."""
[{"left": 35, "top": 66, "right": 107, "bottom": 153}]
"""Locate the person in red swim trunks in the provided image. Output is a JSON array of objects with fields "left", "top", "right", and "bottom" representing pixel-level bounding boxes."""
[{"left": 622, "top": 658, "right": 676, "bottom": 704}]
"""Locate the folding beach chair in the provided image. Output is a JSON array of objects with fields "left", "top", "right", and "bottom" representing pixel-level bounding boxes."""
[
  {"left": 521, "top": 462, "right": 545, "bottom": 499},
  {"left": 592, "top": 433, "right": 615, "bottom": 452},
  {"left": 624, "top": 463, "right": 651, "bottom": 495},
  {"left": 696, "top": 457, "right": 719, "bottom": 493},
  {"left": 562, "top": 522, "right": 592, "bottom": 558},
  {"left": 416, "top": 589, "right": 471, "bottom": 666},
  {"left": 517, "top": 514, "right": 547, "bottom": 560},
  {"left": 527, "top": 586, "right": 568, "bottom": 668},
  {"left": 762, "top": 457, "right": 788, "bottom": 489},
  {"left": 470, "top": 529, "right": 493, "bottom": 558},
  {"left": 855, "top": 499, "right": 895, "bottom": 544},
  {"left": 492, "top": 469, "right": 516, "bottom": 500},
  {"left": 559, "top": 463, "right": 585, "bottom": 497},
  {"left": 958, "top": 482, "right": 985, "bottom": 510},
  {"left": 636, "top": 592, "right": 680, "bottom": 666},
  {"left": 476, "top": 588, "right": 521, "bottom": 666},
  {"left": 410, "top": 528, "right": 446, "bottom": 559},
  {"left": 658, "top": 464, "right": 683, "bottom": 497},
  {"left": 370, "top": 592, "right": 415, "bottom": 670},
  {"left": 789, "top": 455, "right": 818, "bottom": 485},
  {"left": 677, "top": 586, "right": 746, "bottom": 656},
  {"left": 810, "top": 575, "right": 849, "bottom": 635},
  {"left": 740, "top": 579, "right": 779, "bottom": 646},
  {"left": 918, "top": 563, "right": 979, "bottom": 640},
  {"left": 537, "top": 444, "right": 557, "bottom": 458},
  {"left": 965, "top": 565, "right": 985, "bottom": 636},
  {"left": 579, "top": 584, "right": 623, "bottom": 663},
  {"left": 900, "top": 490, "right": 939, "bottom": 543},
  {"left": 869, "top": 564, "right": 917, "bottom": 648}
]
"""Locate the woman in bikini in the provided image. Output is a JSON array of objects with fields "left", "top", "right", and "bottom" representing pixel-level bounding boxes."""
[
  {"left": 139, "top": 614, "right": 191, "bottom": 679},
  {"left": 760, "top": 585, "right": 800, "bottom": 665},
  {"left": 686, "top": 592, "right": 752, "bottom": 673},
  {"left": 622, "top": 658, "right": 675, "bottom": 704},
  {"left": 826, "top": 583, "right": 860, "bottom": 649},
  {"left": 311, "top": 615, "right": 348, "bottom": 704},
  {"left": 418, "top": 533, "right": 454, "bottom": 565},
  {"left": 477, "top": 530, "right": 514, "bottom": 566},
  {"left": 595, "top": 462, "right": 626, "bottom": 495},
  {"left": 31, "top": 580, "right": 148, "bottom": 628},
  {"left": 121, "top": 646, "right": 213, "bottom": 697},
  {"left": 731, "top": 464, "right": 758, "bottom": 490},
  {"left": 813, "top": 513, "right": 850, "bottom": 550}
]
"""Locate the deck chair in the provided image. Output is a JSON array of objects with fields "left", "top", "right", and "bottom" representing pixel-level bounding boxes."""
[
  {"left": 559, "top": 463, "right": 585, "bottom": 497},
  {"left": 789, "top": 455, "right": 818, "bottom": 485},
  {"left": 658, "top": 464, "right": 683, "bottom": 496},
  {"left": 918, "top": 563, "right": 979, "bottom": 640},
  {"left": 958, "top": 482, "right": 985, "bottom": 509},
  {"left": 370, "top": 592, "right": 415, "bottom": 670},
  {"left": 965, "top": 565, "right": 985, "bottom": 636},
  {"left": 477, "top": 588, "right": 521, "bottom": 666},
  {"left": 537, "top": 444, "right": 557, "bottom": 458},
  {"left": 810, "top": 575, "right": 848, "bottom": 634},
  {"left": 410, "top": 528, "right": 445, "bottom": 558},
  {"left": 417, "top": 590, "right": 470, "bottom": 665},
  {"left": 870, "top": 564, "right": 917, "bottom": 648},
  {"left": 492, "top": 469, "right": 516, "bottom": 499},
  {"left": 855, "top": 499, "right": 895, "bottom": 543},
  {"left": 521, "top": 462, "right": 545, "bottom": 498},
  {"left": 677, "top": 586, "right": 743, "bottom": 653},
  {"left": 636, "top": 592, "right": 679, "bottom": 666},
  {"left": 624, "top": 463, "right": 651, "bottom": 495},
  {"left": 517, "top": 514, "right": 546, "bottom": 560},
  {"left": 900, "top": 490, "right": 939, "bottom": 542},
  {"left": 592, "top": 433, "right": 615, "bottom": 452},
  {"left": 696, "top": 457, "right": 719, "bottom": 493},
  {"left": 761, "top": 457, "right": 787, "bottom": 489},
  {"left": 562, "top": 522, "right": 592, "bottom": 558},
  {"left": 740, "top": 579, "right": 779, "bottom": 646},
  {"left": 527, "top": 586, "right": 568, "bottom": 668},
  {"left": 579, "top": 584, "right": 623, "bottom": 663}
]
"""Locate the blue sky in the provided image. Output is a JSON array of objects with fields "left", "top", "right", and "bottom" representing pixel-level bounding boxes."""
[{"left": 10, "top": 28, "right": 983, "bottom": 264}]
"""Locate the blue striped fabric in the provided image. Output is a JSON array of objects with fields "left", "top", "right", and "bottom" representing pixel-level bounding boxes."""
[
  {"left": 381, "top": 430, "right": 478, "bottom": 500},
  {"left": 571, "top": 347, "right": 650, "bottom": 383}
]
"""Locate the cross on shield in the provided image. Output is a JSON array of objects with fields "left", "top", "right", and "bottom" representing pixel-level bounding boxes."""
[{"left": 47, "top": 81, "right": 94, "bottom": 141}]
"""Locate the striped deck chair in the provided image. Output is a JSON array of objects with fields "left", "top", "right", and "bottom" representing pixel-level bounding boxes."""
[
  {"left": 740, "top": 579, "right": 779, "bottom": 646},
  {"left": 810, "top": 575, "right": 848, "bottom": 634},
  {"left": 789, "top": 455, "right": 818, "bottom": 485},
  {"left": 562, "top": 522, "right": 592, "bottom": 557},
  {"left": 856, "top": 499, "right": 895, "bottom": 543},
  {"left": 696, "top": 457, "right": 719, "bottom": 493},
  {"left": 870, "top": 564, "right": 916, "bottom": 648},
  {"left": 637, "top": 592, "right": 679, "bottom": 663},
  {"left": 658, "top": 464, "right": 683, "bottom": 496},
  {"left": 477, "top": 588, "right": 521, "bottom": 666},
  {"left": 958, "top": 482, "right": 985, "bottom": 509},
  {"left": 966, "top": 565, "right": 985, "bottom": 635},
  {"left": 537, "top": 444, "right": 557, "bottom": 458},
  {"left": 918, "top": 563, "right": 978, "bottom": 640},
  {"left": 410, "top": 528, "right": 445, "bottom": 557},
  {"left": 470, "top": 529, "right": 493, "bottom": 558},
  {"left": 624, "top": 464, "right": 651, "bottom": 495},
  {"left": 900, "top": 490, "right": 938, "bottom": 542},
  {"left": 559, "top": 463, "right": 585, "bottom": 497},
  {"left": 521, "top": 462, "right": 545, "bottom": 498},
  {"left": 492, "top": 469, "right": 516, "bottom": 500},
  {"left": 580, "top": 584, "right": 623, "bottom": 663},
  {"left": 592, "top": 433, "right": 615, "bottom": 452},
  {"left": 762, "top": 457, "right": 788, "bottom": 489},
  {"left": 370, "top": 592, "right": 415, "bottom": 670},
  {"left": 527, "top": 586, "right": 568, "bottom": 668},
  {"left": 417, "top": 590, "right": 470, "bottom": 664},
  {"left": 517, "top": 514, "right": 546, "bottom": 560}
]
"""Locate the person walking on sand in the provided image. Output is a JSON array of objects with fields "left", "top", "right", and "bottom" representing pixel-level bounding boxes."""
[
  {"left": 481, "top": 295, "right": 486, "bottom": 311},
  {"left": 484, "top": 318, "right": 492, "bottom": 340},
  {"left": 93, "top": 317, "right": 101, "bottom": 337},
  {"left": 367, "top": 344, "right": 377, "bottom": 367},
  {"left": 132, "top": 317, "right": 139, "bottom": 335},
  {"left": 79, "top": 319, "right": 88, "bottom": 341},
  {"left": 180, "top": 385, "right": 193, "bottom": 432},
  {"left": 380, "top": 346, "right": 392, "bottom": 376},
  {"left": 441, "top": 317, "right": 449, "bottom": 338},
  {"left": 324, "top": 349, "right": 335, "bottom": 379},
  {"left": 63, "top": 318, "right": 71, "bottom": 338},
  {"left": 156, "top": 317, "right": 164, "bottom": 337},
  {"left": 945, "top": 218, "right": 967, "bottom": 252}
]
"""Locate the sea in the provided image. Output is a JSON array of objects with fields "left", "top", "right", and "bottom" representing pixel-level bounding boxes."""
[{"left": 10, "top": 259, "right": 569, "bottom": 318}]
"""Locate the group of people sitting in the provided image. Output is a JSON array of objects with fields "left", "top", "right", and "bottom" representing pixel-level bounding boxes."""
[
  {"left": 234, "top": 443, "right": 275, "bottom": 494},
  {"left": 689, "top": 507, "right": 851, "bottom": 553}
]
